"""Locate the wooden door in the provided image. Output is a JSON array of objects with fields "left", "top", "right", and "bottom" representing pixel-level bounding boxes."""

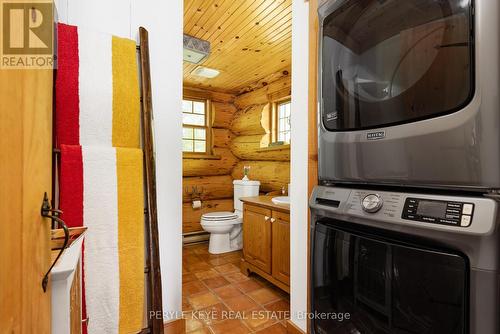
[
  {"left": 0, "top": 69, "right": 53, "bottom": 333},
  {"left": 243, "top": 205, "right": 272, "bottom": 273},
  {"left": 272, "top": 211, "right": 290, "bottom": 285}
]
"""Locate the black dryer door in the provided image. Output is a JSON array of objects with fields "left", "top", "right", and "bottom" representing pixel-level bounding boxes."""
[{"left": 311, "top": 220, "right": 468, "bottom": 334}]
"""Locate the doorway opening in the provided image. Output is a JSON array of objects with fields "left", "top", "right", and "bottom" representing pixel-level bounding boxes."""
[{"left": 181, "top": 1, "right": 292, "bottom": 332}]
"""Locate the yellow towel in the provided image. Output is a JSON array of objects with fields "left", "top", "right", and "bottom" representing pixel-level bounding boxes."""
[
  {"left": 116, "top": 148, "right": 145, "bottom": 333},
  {"left": 112, "top": 36, "right": 141, "bottom": 149}
]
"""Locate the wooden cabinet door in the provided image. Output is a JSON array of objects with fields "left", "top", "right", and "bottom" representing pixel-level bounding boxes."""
[
  {"left": 243, "top": 205, "right": 272, "bottom": 273},
  {"left": 0, "top": 69, "right": 53, "bottom": 333},
  {"left": 272, "top": 211, "right": 290, "bottom": 285}
]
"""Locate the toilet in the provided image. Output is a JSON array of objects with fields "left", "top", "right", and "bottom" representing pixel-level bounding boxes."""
[{"left": 200, "top": 179, "right": 260, "bottom": 254}]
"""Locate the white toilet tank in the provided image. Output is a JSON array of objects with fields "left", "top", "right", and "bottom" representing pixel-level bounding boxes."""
[{"left": 233, "top": 180, "right": 260, "bottom": 213}]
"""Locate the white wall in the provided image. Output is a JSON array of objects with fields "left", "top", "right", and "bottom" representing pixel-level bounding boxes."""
[
  {"left": 130, "top": 0, "right": 184, "bottom": 321},
  {"left": 290, "top": 0, "right": 310, "bottom": 332},
  {"left": 54, "top": 0, "right": 184, "bottom": 322}
]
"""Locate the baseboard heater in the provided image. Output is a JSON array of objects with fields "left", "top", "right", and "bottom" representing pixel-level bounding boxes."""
[{"left": 183, "top": 232, "right": 209, "bottom": 245}]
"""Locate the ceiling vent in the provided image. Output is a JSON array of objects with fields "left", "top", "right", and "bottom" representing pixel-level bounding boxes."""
[
  {"left": 191, "top": 66, "right": 220, "bottom": 79},
  {"left": 183, "top": 34, "right": 210, "bottom": 64}
]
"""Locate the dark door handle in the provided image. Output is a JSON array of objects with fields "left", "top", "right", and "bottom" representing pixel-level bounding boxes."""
[{"left": 41, "top": 192, "right": 69, "bottom": 292}]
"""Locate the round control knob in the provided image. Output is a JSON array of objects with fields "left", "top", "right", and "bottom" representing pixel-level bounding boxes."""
[{"left": 362, "top": 194, "right": 383, "bottom": 213}]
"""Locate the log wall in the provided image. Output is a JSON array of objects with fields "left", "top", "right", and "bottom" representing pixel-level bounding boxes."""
[
  {"left": 230, "top": 75, "right": 291, "bottom": 192},
  {"left": 230, "top": 135, "right": 290, "bottom": 161},
  {"left": 183, "top": 75, "right": 291, "bottom": 235},
  {"left": 183, "top": 199, "right": 234, "bottom": 234},
  {"left": 230, "top": 104, "right": 270, "bottom": 136},
  {"left": 182, "top": 175, "right": 234, "bottom": 203},
  {"left": 234, "top": 75, "right": 291, "bottom": 109},
  {"left": 231, "top": 161, "right": 290, "bottom": 193},
  {"left": 183, "top": 89, "right": 238, "bottom": 234},
  {"left": 183, "top": 147, "right": 238, "bottom": 176}
]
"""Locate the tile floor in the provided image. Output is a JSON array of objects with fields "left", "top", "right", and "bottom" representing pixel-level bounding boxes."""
[{"left": 182, "top": 243, "right": 290, "bottom": 334}]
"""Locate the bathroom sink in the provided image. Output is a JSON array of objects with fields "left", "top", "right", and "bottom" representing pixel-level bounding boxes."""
[{"left": 272, "top": 196, "right": 290, "bottom": 205}]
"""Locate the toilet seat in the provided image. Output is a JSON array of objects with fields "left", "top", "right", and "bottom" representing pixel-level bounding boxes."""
[
  {"left": 201, "top": 211, "right": 239, "bottom": 221},
  {"left": 201, "top": 219, "right": 241, "bottom": 227}
]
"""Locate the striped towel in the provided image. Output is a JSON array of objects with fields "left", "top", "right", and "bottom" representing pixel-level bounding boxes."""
[
  {"left": 55, "top": 23, "right": 140, "bottom": 148},
  {"left": 56, "top": 22, "right": 145, "bottom": 334},
  {"left": 60, "top": 145, "right": 145, "bottom": 334}
]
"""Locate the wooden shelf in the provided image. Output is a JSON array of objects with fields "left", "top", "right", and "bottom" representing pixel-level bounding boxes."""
[
  {"left": 51, "top": 227, "right": 87, "bottom": 251},
  {"left": 256, "top": 144, "right": 290, "bottom": 153}
]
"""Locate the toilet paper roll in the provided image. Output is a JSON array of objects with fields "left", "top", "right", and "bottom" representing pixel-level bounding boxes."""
[{"left": 192, "top": 200, "right": 202, "bottom": 209}]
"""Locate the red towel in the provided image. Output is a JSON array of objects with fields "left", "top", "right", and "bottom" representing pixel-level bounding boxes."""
[
  {"left": 55, "top": 24, "right": 80, "bottom": 147},
  {"left": 60, "top": 145, "right": 87, "bottom": 334}
]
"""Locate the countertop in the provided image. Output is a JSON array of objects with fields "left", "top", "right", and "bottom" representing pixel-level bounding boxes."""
[{"left": 240, "top": 195, "right": 290, "bottom": 213}]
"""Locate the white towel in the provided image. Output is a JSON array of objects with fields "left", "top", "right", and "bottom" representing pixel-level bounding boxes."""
[{"left": 82, "top": 147, "right": 120, "bottom": 334}]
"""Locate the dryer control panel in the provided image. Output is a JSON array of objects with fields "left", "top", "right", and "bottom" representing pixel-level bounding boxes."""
[
  {"left": 402, "top": 198, "right": 474, "bottom": 227},
  {"left": 309, "top": 186, "right": 498, "bottom": 235}
]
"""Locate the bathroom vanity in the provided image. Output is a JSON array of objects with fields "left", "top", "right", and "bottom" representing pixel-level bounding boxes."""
[{"left": 240, "top": 196, "right": 290, "bottom": 292}]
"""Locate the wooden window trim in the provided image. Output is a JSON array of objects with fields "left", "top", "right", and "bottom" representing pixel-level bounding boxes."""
[
  {"left": 271, "top": 97, "right": 291, "bottom": 144},
  {"left": 182, "top": 95, "right": 214, "bottom": 157}
]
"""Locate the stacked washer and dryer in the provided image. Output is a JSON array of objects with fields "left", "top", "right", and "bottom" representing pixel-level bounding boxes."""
[{"left": 310, "top": 0, "right": 500, "bottom": 333}]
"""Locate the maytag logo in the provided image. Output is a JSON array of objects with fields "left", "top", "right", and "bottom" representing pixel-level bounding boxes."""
[{"left": 367, "top": 131, "right": 386, "bottom": 140}]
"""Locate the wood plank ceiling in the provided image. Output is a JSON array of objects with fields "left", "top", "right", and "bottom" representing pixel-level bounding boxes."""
[{"left": 183, "top": 0, "right": 292, "bottom": 94}]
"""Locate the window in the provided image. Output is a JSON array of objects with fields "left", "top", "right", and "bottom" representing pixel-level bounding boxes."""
[
  {"left": 276, "top": 100, "right": 291, "bottom": 143},
  {"left": 182, "top": 98, "right": 209, "bottom": 153},
  {"left": 321, "top": 0, "right": 473, "bottom": 131}
]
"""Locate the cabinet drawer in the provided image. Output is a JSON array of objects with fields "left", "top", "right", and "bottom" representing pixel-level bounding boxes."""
[
  {"left": 272, "top": 210, "right": 289, "bottom": 223},
  {"left": 244, "top": 204, "right": 271, "bottom": 217}
]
